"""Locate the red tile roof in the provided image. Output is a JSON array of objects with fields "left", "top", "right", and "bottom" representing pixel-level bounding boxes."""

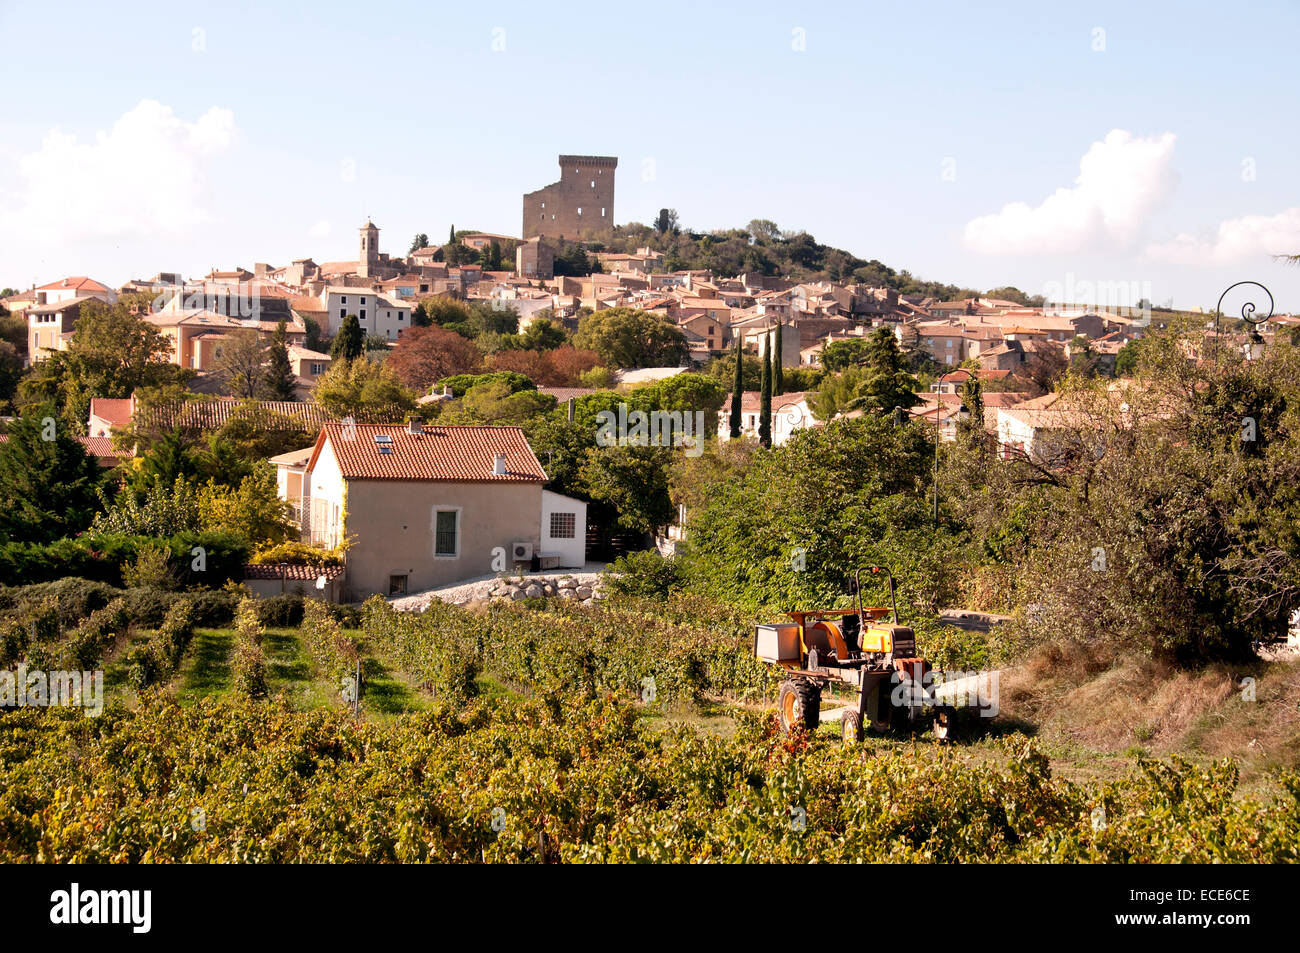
[
  {"left": 312, "top": 423, "right": 546, "bottom": 483},
  {"left": 725, "top": 391, "right": 810, "bottom": 414},
  {"left": 36, "top": 276, "right": 110, "bottom": 293},
  {"left": 242, "top": 564, "right": 346, "bottom": 581},
  {"left": 87, "top": 397, "right": 134, "bottom": 429}
]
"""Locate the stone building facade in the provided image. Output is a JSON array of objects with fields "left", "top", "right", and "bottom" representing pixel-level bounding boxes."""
[{"left": 522, "top": 155, "right": 617, "bottom": 240}]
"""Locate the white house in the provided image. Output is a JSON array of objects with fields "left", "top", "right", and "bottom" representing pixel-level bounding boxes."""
[
  {"left": 322, "top": 286, "right": 413, "bottom": 340},
  {"left": 275, "top": 422, "right": 587, "bottom": 598},
  {"left": 717, "top": 391, "right": 815, "bottom": 446}
]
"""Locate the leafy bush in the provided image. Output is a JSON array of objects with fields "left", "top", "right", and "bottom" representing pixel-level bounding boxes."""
[
  {"left": 300, "top": 599, "right": 361, "bottom": 682},
  {"left": 60, "top": 598, "right": 129, "bottom": 670},
  {"left": 231, "top": 598, "right": 268, "bottom": 699},
  {"left": 0, "top": 577, "right": 118, "bottom": 624},
  {"left": 257, "top": 594, "right": 305, "bottom": 627},
  {"left": 188, "top": 589, "right": 239, "bottom": 628},
  {"left": 603, "top": 550, "right": 684, "bottom": 599},
  {"left": 120, "top": 587, "right": 180, "bottom": 628},
  {"left": 0, "top": 531, "right": 249, "bottom": 587},
  {"left": 248, "top": 541, "right": 344, "bottom": 567},
  {"left": 121, "top": 541, "right": 176, "bottom": 590}
]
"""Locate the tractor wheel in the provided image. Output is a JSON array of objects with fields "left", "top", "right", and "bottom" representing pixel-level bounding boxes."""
[
  {"left": 840, "top": 708, "right": 863, "bottom": 744},
  {"left": 933, "top": 705, "right": 958, "bottom": 743},
  {"left": 778, "top": 679, "right": 821, "bottom": 732}
]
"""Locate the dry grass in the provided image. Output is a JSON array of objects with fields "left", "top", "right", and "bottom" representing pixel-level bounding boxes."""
[{"left": 996, "top": 639, "right": 1300, "bottom": 791}]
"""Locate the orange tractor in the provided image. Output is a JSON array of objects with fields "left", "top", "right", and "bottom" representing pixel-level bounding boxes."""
[{"left": 753, "top": 565, "right": 955, "bottom": 742}]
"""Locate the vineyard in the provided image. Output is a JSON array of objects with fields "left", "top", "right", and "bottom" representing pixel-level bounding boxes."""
[{"left": 1, "top": 585, "right": 1298, "bottom": 863}]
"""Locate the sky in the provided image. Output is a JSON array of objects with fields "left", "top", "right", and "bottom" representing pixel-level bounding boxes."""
[{"left": 1, "top": 0, "right": 1298, "bottom": 312}]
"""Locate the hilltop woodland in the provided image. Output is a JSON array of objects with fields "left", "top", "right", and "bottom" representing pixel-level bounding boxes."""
[{"left": 2, "top": 242, "right": 1299, "bottom": 863}]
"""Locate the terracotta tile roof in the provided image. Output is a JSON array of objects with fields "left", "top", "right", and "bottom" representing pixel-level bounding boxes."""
[
  {"left": 724, "top": 391, "right": 810, "bottom": 414},
  {"left": 78, "top": 436, "right": 125, "bottom": 460},
  {"left": 982, "top": 392, "right": 1030, "bottom": 408},
  {"left": 36, "top": 276, "right": 111, "bottom": 293},
  {"left": 242, "top": 564, "right": 346, "bottom": 581},
  {"left": 88, "top": 397, "right": 135, "bottom": 429},
  {"left": 538, "top": 387, "right": 597, "bottom": 403},
  {"left": 134, "top": 398, "right": 330, "bottom": 432},
  {"left": 313, "top": 423, "right": 546, "bottom": 483}
]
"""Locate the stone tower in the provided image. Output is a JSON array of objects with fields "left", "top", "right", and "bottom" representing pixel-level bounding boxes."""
[
  {"left": 358, "top": 220, "right": 380, "bottom": 277},
  {"left": 522, "top": 155, "right": 617, "bottom": 240}
]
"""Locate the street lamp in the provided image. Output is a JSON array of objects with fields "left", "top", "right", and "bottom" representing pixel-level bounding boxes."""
[{"left": 1214, "top": 281, "right": 1273, "bottom": 362}]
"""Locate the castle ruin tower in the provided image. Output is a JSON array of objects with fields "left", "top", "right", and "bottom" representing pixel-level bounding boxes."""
[
  {"left": 358, "top": 220, "right": 380, "bottom": 278},
  {"left": 522, "top": 155, "right": 618, "bottom": 240}
]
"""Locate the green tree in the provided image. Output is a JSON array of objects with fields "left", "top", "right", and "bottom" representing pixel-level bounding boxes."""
[
  {"left": 579, "top": 444, "right": 675, "bottom": 536},
  {"left": 857, "top": 328, "right": 921, "bottom": 415},
  {"left": 773, "top": 322, "right": 784, "bottom": 393},
  {"left": 330, "top": 314, "right": 364, "bottom": 362},
  {"left": 440, "top": 381, "right": 557, "bottom": 425},
  {"left": 261, "top": 319, "right": 297, "bottom": 401},
  {"left": 655, "top": 208, "right": 679, "bottom": 235},
  {"left": 729, "top": 339, "right": 743, "bottom": 438},
  {"left": 573, "top": 307, "right": 688, "bottom": 369},
  {"left": 311, "top": 357, "right": 415, "bottom": 423},
  {"left": 759, "top": 345, "right": 772, "bottom": 448},
  {"left": 0, "top": 407, "right": 103, "bottom": 543},
  {"left": 17, "top": 297, "right": 190, "bottom": 426},
  {"left": 409, "top": 232, "right": 430, "bottom": 255},
  {"left": 518, "top": 318, "right": 567, "bottom": 351},
  {"left": 821, "top": 338, "right": 871, "bottom": 372},
  {"left": 1115, "top": 339, "right": 1141, "bottom": 376},
  {"left": 215, "top": 329, "right": 268, "bottom": 399}
]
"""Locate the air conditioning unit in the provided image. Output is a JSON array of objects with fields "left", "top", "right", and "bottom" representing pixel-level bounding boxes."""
[{"left": 511, "top": 541, "right": 533, "bottom": 562}]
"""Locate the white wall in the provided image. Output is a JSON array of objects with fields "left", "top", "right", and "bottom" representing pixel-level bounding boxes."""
[
  {"left": 541, "top": 490, "right": 587, "bottom": 568},
  {"left": 324, "top": 290, "right": 411, "bottom": 339},
  {"left": 302, "top": 437, "right": 346, "bottom": 547}
]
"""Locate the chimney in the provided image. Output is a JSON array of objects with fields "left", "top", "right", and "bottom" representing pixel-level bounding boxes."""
[
  {"left": 493, "top": 453, "right": 506, "bottom": 476},
  {"left": 407, "top": 419, "right": 422, "bottom": 436}
]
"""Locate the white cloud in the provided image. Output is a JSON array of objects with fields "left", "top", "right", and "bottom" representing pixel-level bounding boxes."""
[
  {"left": 1145, "top": 207, "right": 1300, "bottom": 266},
  {"left": 307, "top": 219, "right": 332, "bottom": 239},
  {"left": 963, "top": 130, "right": 1177, "bottom": 255},
  {"left": 0, "top": 99, "right": 235, "bottom": 242}
]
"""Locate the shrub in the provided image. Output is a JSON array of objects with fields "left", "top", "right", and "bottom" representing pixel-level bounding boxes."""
[
  {"left": 124, "top": 598, "right": 197, "bottom": 690},
  {"left": 231, "top": 597, "right": 268, "bottom": 699},
  {"left": 603, "top": 550, "right": 684, "bottom": 599},
  {"left": 248, "top": 541, "right": 345, "bottom": 567},
  {"left": 257, "top": 594, "right": 304, "bottom": 627},
  {"left": 61, "top": 598, "right": 129, "bottom": 670},
  {"left": 120, "top": 587, "right": 180, "bottom": 628},
  {"left": 300, "top": 599, "right": 361, "bottom": 682},
  {"left": 188, "top": 590, "right": 239, "bottom": 628},
  {"left": 121, "top": 541, "right": 176, "bottom": 590}
]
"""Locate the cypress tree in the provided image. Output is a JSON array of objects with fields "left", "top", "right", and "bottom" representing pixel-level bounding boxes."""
[
  {"left": 773, "top": 321, "right": 784, "bottom": 393},
  {"left": 262, "top": 318, "right": 297, "bottom": 401},
  {"left": 729, "top": 339, "right": 743, "bottom": 439},
  {"left": 330, "top": 314, "right": 364, "bottom": 362},
  {"left": 759, "top": 344, "right": 772, "bottom": 448}
]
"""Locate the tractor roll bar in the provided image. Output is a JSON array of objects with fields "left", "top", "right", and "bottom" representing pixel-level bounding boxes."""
[{"left": 852, "top": 565, "right": 899, "bottom": 626}]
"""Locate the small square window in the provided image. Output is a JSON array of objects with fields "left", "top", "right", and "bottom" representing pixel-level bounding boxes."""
[
  {"left": 550, "top": 512, "right": 576, "bottom": 539},
  {"left": 389, "top": 574, "right": 408, "bottom": 595}
]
